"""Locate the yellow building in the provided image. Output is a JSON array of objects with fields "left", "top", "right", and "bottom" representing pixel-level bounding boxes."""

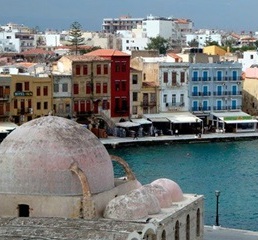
[
  {"left": 203, "top": 45, "right": 226, "bottom": 56},
  {"left": 10, "top": 74, "right": 52, "bottom": 124},
  {"left": 56, "top": 55, "right": 111, "bottom": 119}
]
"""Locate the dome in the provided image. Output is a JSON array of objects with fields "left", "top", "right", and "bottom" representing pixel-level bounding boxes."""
[{"left": 0, "top": 116, "right": 114, "bottom": 195}]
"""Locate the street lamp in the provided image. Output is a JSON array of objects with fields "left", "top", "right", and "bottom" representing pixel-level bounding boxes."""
[{"left": 215, "top": 190, "right": 220, "bottom": 226}]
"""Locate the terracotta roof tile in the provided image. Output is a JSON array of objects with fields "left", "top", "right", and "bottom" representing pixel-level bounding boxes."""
[
  {"left": 64, "top": 55, "right": 110, "bottom": 62},
  {"left": 85, "top": 49, "right": 130, "bottom": 57},
  {"left": 22, "top": 48, "right": 55, "bottom": 55}
]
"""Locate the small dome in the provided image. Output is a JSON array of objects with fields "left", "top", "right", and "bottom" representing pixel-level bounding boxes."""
[
  {"left": 0, "top": 116, "right": 114, "bottom": 195},
  {"left": 151, "top": 178, "right": 184, "bottom": 202}
]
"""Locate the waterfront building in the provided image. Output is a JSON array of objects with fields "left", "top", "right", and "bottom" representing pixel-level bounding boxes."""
[
  {"left": 0, "top": 116, "right": 204, "bottom": 240},
  {"left": 0, "top": 74, "right": 11, "bottom": 122},
  {"left": 52, "top": 73, "right": 73, "bottom": 118},
  {"left": 242, "top": 67, "right": 258, "bottom": 116},
  {"left": 203, "top": 45, "right": 227, "bottom": 56},
  {"left": 10, "top": 74, "right": 52, "bottom": 124},
  {"left": 189, "top": 61, "right": 257, "bottom": 132},
  {"left": 55, "top": 55, "right": 111, "bottom": 119},
  {"left": 85, "top": 49, "right": 131, "bottom": 120}
]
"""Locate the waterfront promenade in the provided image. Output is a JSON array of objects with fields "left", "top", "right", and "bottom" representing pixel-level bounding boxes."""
[{"left": 101, "top": 131, "right": 258, "bottom": 148}]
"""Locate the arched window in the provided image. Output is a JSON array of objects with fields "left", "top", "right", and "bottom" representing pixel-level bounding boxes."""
[
  {"left": 18, "top": 204, "right": 30, "bottom": 217},
  {"left": 175, "top": 220, "right": 180, "bottom": 240},
  {"left": 196, "top": 208, "right": 200, "bottom": 237},
  {"left": 186, "top": 214, "right": 190, "bottom": 240},
  {"left": 161, "top": 229, "right": 166, "bottom": 240}
]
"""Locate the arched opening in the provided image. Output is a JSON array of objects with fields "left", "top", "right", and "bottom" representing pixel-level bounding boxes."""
[
  {"left": 161, "top": 229, "right": 166, "bottom": 240},
  {"left": 18, "top": 204, "right": 30, "bottom": 217},
  {"left": 175, "top": 220, "right": 180, "bottom": 240},
  {"left": 186, "top": 214, "right": 190, "bottom": 240},
  {"left": 196, "top": 208, "right": 200, "bottom": 237}
]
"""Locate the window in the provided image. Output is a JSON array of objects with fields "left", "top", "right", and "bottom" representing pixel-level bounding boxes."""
[
  {"left": 43, "top": 86, "right": 48, "bottom": 96},
  {"left": 44, "top": 102, "right": 48, "bottom": 109},
  {"left": 180, "top": 72, "right": 185, "bottom": 83},
  {"left": 25, "top": 81, "right": 30, "bottom": 91},
  {"left": 36, "top": 86, "right": 40, "bottom": 96},
  {"left": 163, "top": 94, "right": 167, "bottom": 103},
  {"left": 28, "top": 99, "right": 32, "bottom": 108},
  {"left": 132, "top": 106, "right": 137, "bottom": 115},
  {"left": 73, "top": 84, "right": 79, "bottom": 94},
  {"left": 18, "top": 204, "right": 30, "bottom": 217},
  {"left": 54, "top": 84, "right": 59, "bottom": 93},
  {"left": 75, "top": 65, "right": 80, "bottom": 75},
  {"left": 175, "top": 220, "right": 180, "bottom": 240},
  {"left": 172, "top": 94, "right": 176, "bottom": 106},
  {"left": 186, "top": 215, "right": 190, "bottom": 240},
  {"left": 250, "top": 54, "right": 254, "bottom": 59},
  {"left": 115, "top": 81, "right": 120, "bottom": 91},
  {"left": 132, "top": 74, "right": 138, "bottom": 84},
  {"left": 97, "top": 64, "right": 101, "bottom": 75},
  {"left": 143, "top": 73, "right": 146, "bottom": 80},
  {"left": 172, "top": 72, "right": 177, "bottom": 85},
  {"left": 37, "top": 102, "right": 41, "bottom": 110},
  {"left": 121, "top": 80, "right": 126, "bottom": 91},
  {"left": 121, "top": 62, "right": 126, "bottom": 72},
  {"left": 180, "top": 94, "right": 184, "bottom": 105},
  {"left": 196, "top": 208, "right": 200, "bottom": 237},
  {"left": 163, "top": 72, "right": 168, "bottom": 83},
  {"left": 86, "top": 82, "right": 91, "bottom": 94},
  {"left": 96, "top": 83, "right": 101, "bottom": 93},
  {"left": 14, "top": 99, "right": 17, "bottom": 109},
  {"left": 16, "top": 83, "right": 22, "bottom": 91},
  {"left": 102, "top": 100, "right": 109, "bottom": 110},
  {"left": 83, "top": 65, "right": 88, "bottom": 75},
  {"left": 103, "top": 83, "right": 108, "bottom": 94},
  {"left": 115, "top": 63, "right": 120, "bottom": 72},
  {"left": 104, "top": 64, "right": 108, "bottom": 74},
  {"left": 121, "top": 98, "right": 127, "bottom": 111},
  {"left": 133, "top": 92, "right": 138, "bottom": 101},
  {"left": 62, "top": 83, "right": 68, "bottom": 92}
]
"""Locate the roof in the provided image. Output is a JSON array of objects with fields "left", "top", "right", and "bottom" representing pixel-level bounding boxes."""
[
  {"left": 0, "top": 116, "right": 115, "bottom": 195},
  {"left": 21, "top": 48, "right": 55, "bottom": 55},
  {"left": 64, "top": 55, "right": 110, "bottom": 62},
  {"left": 16, "top": 62, "right": 37, "bottom": 68},
  {"left": 85, "top": 49, "right": 130, "bottom": 57},
  {"left": 211, "top": 111, "right": 258, "bottom": 124}
]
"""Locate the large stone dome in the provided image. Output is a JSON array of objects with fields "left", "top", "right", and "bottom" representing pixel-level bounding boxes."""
[{"left": 0, "top": 116, "right": 114, "bottom": 195}]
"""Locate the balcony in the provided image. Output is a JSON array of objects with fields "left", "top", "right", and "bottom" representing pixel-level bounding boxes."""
[
  {"left": 166, "top": 102, "right": 185, "bottom": 110},
  {"left": 141, "top": 101, "right": 156, "bottom": 107},
  {"left": 0, "top": 95, "right": 10, "bottom": 101},
  {"left": 17, "top": 108, "right": 33, "bottom": 115},
  {"left": 192, "top": 106, "right": 211, "bottom": 112}
]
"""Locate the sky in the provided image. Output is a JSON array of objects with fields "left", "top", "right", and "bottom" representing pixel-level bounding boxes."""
[{"left": 1, "top": 0, "right": 258, "bottom": 33}]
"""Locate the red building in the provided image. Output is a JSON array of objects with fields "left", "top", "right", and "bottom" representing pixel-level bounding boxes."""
[{"left": 85, "top": 49, "right": 130, "bottom": 119}]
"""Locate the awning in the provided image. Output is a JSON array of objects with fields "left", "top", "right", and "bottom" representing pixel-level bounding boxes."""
[
  {"left": 131, "top": 118, "right": 152, "bottom": 125},
  {"left": 0, "top": 122, "right": 17, "bottom": 132},
  {"left": 147, "top": 117, "right": 169, "bottom": 123},
  {"left": 211, "top": 111, "right": 258, "bottom": 124},
  {"left": 166, "top": 115, "right": 202, "bottom": 124},
  {"left": 115, "top": 121, "right": 140, "bottom": 128},
  {"left": 224, "top": 119, "right": 258, "bottom": 124}
]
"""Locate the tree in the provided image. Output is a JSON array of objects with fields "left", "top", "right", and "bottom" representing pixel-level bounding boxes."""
[
  {"left": 145, "top": 36, "right": 169, "bottom": 54},
  {"left": 68, "top": 21, "right": 85, "bottom": 55},
  {"left": 187, "top": 39, "right": 199, "bottom": 48}
]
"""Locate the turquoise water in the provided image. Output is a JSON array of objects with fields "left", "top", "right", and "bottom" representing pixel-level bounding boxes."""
[{"left": 108, "top": 139, "right": 258, "bottom": 232}]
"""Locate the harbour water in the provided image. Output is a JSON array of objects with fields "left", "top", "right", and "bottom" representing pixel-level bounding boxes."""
[{"left": 108, "top": 139, "right": 258, "bottom": 232}]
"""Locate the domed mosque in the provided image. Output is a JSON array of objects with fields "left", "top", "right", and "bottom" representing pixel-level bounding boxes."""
[{"left": 0, "top": 116, "right": 204, "bottom": 240}]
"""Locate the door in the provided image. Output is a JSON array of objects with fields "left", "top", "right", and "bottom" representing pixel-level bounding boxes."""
[{"left": 217, "top": 100, "right": 222, "bottom": 110}]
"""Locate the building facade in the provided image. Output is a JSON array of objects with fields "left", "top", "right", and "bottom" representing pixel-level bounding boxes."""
[
  {"left": 86, "top": 49, "right": 131, "bottom": 120},
  {"left": 10, "top": 74, "right": 52, "bottom": 124},
  {"left": 0, "top": 74, "right": 11, "bottom": 122}
]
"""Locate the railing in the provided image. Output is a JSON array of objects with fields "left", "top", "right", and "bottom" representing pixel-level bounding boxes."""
[
  {"left": 192, "top": 107, "right": 211, "bottom": 112},
  {"left": 141, "top": 101, "right": 157, "bottom": 107},
  {"left": 166, "top": 102, "right": 185, "bottom": 108}
]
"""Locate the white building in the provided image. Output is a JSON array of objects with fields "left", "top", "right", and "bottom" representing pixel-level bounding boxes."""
[
  {"left": 239, "top": 50, "right": 258, "bottom": 71},
  {"left": 186, "top": 29, "right": 222, "bottom": 48}
]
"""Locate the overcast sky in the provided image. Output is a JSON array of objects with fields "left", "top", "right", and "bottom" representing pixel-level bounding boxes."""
[{"left": 1, "top": 0, "right": 258, "bottom": 33}]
